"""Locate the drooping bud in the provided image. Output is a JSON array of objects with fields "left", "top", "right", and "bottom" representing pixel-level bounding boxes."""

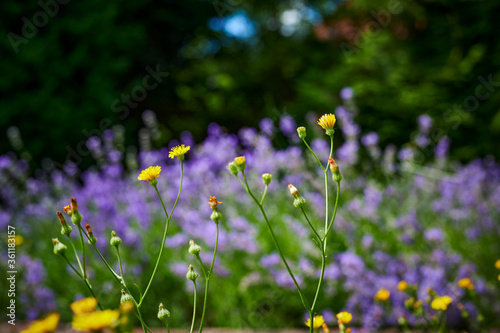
[
  {"left": 234, "top": 156, "right": 246, "bottom": 172},
  {"left": 226, "top": 162, "right": 239, "bottom": 175},
  {"left": 57, "top": 211, "right": 72, "bottom": 235},
  {"left": 262, "top": 173, "right": 272, "bottom": 186},
  {"left": 70, "top": 197, "right": 83, "bottom": 225},
  {"left": 52, "top": 238, "right": 67, "bottom": 256},
  {"left": 85, "top": 224, "right": 97, "bottom": 245},
  {"left": 158, "top": 303, "right": 171, "bottom": 322},
  {"left": 120, "top": 289, "right": 134, "bottom": 304},
  {"left": 186, "top": 265, "right": 199, "bottom": 281},
  {"left": 328, "top": 158, "right": 343, "bottom": 183},
  {"left": 288, "top": 184, "right": 306, "bottom": 208},
  {"left": 296, "top": 126, "right": 306, "bottom": 139},
  {"left": 208, "top": 196, "right": 222, "bottom": 223},
  {"left": 188, "top": 240, "right": 201, "bottom": 256},
  {"left": 110, "top": 231, "right": 122, "bottom": 247}
]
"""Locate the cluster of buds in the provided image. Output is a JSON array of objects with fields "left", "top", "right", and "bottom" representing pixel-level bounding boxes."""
[
  {"left": 57, "top": 211, "right": 72, "bottom": 236},
  {"left": 85, "top": 224, "right": 97, "bottom": 245},
  {"left": 52, "top": 238, "right": 67, "bottom": 256},
  {"left": 227, "top": 156, "right": 246, "bottom": 175},
  {"left": 288, "top": 184, "right": 306, "bottom": 208},
  {"left": 328, "top": 158, "right": 342, "bottom": 183},
  {"left": 208, "top": 196, "right": 222, "bottom": 223}
]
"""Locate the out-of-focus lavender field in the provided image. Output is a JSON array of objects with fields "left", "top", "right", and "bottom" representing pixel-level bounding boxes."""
[{"left": 1, "top": 95, "right": 500, "bottom": 331}]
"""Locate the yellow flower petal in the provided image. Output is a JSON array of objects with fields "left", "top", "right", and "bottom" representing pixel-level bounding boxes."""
[
  {"left": 305, "top": 315, "right": 325, "bottom": 329},
  {"left": 317, "top": 114, "right": 336, "bottom": 130},
  {"left": 138, "top": 166, "right": 161, "bottom": 182},
  {"left": 70, "top": 297, "right": 98, "bottom": 314},
  {"left": 169, "top": 144, "right": 190, "bottom": 159}
]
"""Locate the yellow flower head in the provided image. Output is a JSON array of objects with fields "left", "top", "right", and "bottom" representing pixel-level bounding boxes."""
[
  {"left": 169, "top": 144, "right": 190, "bottom": 160},
  {"left": 21, "top": 313, "right": 60, "bottom": 333},
  {"left": 72, "top": 309, "right": 120, "bottom": 331},
  {"left": 305, "top": 315, "right": 325, "bottom": 329},
  {"left": 495, "top": 259, "right": 500, "bottom": 270},
  {"left": 336, "top": 311, "right": 353, "bottom": 325},
  {"left": 138, "top": 166, "right": 161, "bottom": 184},
  {"left": 431, "top": 295, "right": 453, "bottom": 311},
  {"left": 317, "top": 114, "right": 336, "bottom": 135},
  {"left": 71, "top": 297, "right": 98, "bottom": 314},
  {"left": 375, "top": 288, "right": 390, "bottom": 301},
  {"left": 397, "top": 280, "right": 408, "bottom": 291},
  {"left": 457, "top": 278, "right": 474, "bottom": 290},
  {"left": 14, "top": 235, "right": 24, "bottom": 246},
  {"left": 208, "top": 196, "right": 222, "bottom": 210}
]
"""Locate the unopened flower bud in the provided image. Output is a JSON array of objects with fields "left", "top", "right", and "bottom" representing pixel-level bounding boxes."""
[
  {"left": 110, "top": 231, "right": 122, "bottom": 247},
  {"left": 404, "top": 297, "right": 415, "bottom": 310},
  {"left": 288, "top": 184, "right": 299, "bottom": 197},
  {"left": 52, "top": 238, "right": 67, "bottom": 255},
  {"left": 398, "top": 317, "right": 408, "bottom": 326},
  {"left": 120, "top": 289, "right": 134, "bottom": 304},
  {"left": 188, "top": 240, "right": 201, "bottom": 256},
  {"left": 158, "top": 303, "right": 171, "bottom": 322},
  {"left": 328, "top": 158, "right": 343, "bottom": 183},
  {"left": 234, "top": 156, "right": 246, "bottom": 171},
  {"left": 85, "top": 224, "right": 97, "bottom": 245},
  {"left": 262, "top": 173, "right": 272, "bottom": 185},
  {"left": 70, "top": 197, "right": 83, "bottom": 225},
  {"left": 293, "top": 196, "right": 306, "bottom": 208},
  {"left": 226, "top": 162, "right": 239, "bottom": 175},
  {"left": 208, "top": 196, "right": 222, "bottom": 223},
  {"left": 57, "top": 211, "right": 72, "bottom": 235},
  {"left": 186, "top": 265, "right": 199, "bottom": 281},
  {"left": 297, "top": 127, "right": 306, "bottom": 139}
]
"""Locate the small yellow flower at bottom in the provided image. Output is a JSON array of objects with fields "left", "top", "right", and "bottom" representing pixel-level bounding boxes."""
[
  {"left": 337, "top": 311, "right": 353, "bottom": 325},
  {"left": 70, "top": 297, "right": 98, "bottom": 314},
  {"left": 397, "top": 280, "right": 408, "bottom": 291},
  {"left": 431, "top": 295, "right": 453, "bottom": 311},
  {"left": 20, "top": 313, "right": 60, "bottom": 333},
  {"left": 495, "top": 259, "right": 500, "bottom": 270},
  {"left": 138, "top": 166, "right": 161, "bottom": 184},
  {"left": 305, "top": 315, "right": 325, "bottom": 329},
  {"left": 375, "top": 288, "right": 390, "bottom": 301},
  {"left": 169, "top": 144, "right": 190, "bottom": 160},
  {"left": 72, "top": 309, "right": 120, "bottom": 331}
]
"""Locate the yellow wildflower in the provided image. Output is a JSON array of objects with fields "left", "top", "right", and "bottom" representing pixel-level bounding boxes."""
[
  {"left": 337, "top": 311, "right": 353, "bottom": 325},
  {"left": 457, "top": 278, "right": 474, "bottom": 290},
  {"left": 72, "top": 309, "right": 120, "bottom": 331},
  {"left": 14, "top": 235, "right": 24, "bottom": 246},
  {"left": 71, "top": 297, "right": 98, "bottom": 314},
  {"left": 317, "top": 114, "right": 336, "bottom": 135},
  {"left": 137, "top": 166, "right": 161, "bottom": 183},
  {"left": 208, "top": 196, "right": 222, "bottom": 209},
  {"left": 431, "top": 295, "right": 453, "bottom": 311},
  {"left": 305, "top": 315, "right": 325, "bottom": 329},
  {"left": 169, "top": 144, "right": 190, "bottom": 160},
  {"left": 397, "top": 280, "right": 408, "bottom": 291},
  {"left": 20, "top": 313, "right": 60, "bottom": 333},
  {"left": 495, "top": 259, "right": 500, "bottom": 270},
  {"left": 375, "top": 288, "right": 390, "bottom": 301}
]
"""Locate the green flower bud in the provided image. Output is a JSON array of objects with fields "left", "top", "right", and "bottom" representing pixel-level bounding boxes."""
[
  {"left": 234, "top": 156, "right": 246, "bottom": 172},
  {"left": 110, "top": 231, "right": 122, "bottom": 247},
  {"left": 210, "top": 210, "right": 222, "bottom": 223},
  {"left": 397, "top": 316, "right": 408, "bottom": 326},
  {"left": 328, "top": 158, "right": 343, "bottom": 183},
  {"left": 296, "top": 126, "right": 306, "bottom": 139},
  {"left": 226, "top": 162, "right": 239, "bottom": 175},
  {"left": 70, "top": 197, "right": 83, "bottom": 225},
  {"left": 262, "top": 173, "right": 272, "bottom": 185},
  {"left": 57, "top": 211, "right": 72, "bottom": 236},
  {"left": 85, "top": 224, "right": 97, "bottom": 245},
  {"left": 186, "top": 265, "right": 199, "bottom": 281},
  {"left": 120, "top": 289, "right": 135, "bottom": 304},
  {"left": 293, "top": 196, "right": 306, "bottom": 208},
  {"left": 52, "top": 238, "right": 67, "bottom": 256},
  {"left": 188, "top": 240, "right": 201, "bottom": 256},
  {"left": 158, "top": 303, "right": 171, "bottom": 322}
]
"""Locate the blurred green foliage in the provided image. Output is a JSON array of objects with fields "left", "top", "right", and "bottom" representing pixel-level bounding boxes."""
[{"left": 1, "top": 0, "right": 500, "bottom": 165}]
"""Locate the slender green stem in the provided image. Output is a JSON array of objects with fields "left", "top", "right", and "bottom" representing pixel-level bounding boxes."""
[
  {"left": 190, "top": 280, "right": 198, "bottom": 333},
  {"left": 299, "top": 207, "right": 322, "bottom": 249},
  {"left": 240, "top": 171, "right": 311, "bottom": 310},
  {"left": 438, "top": 311, "right": 447, "bottom": 333},
  {"left": 62, "top": 255, "right": 83, "bottom": 279},
  {"left": 325, "top": 182, "right": 340, "bottom": 237},
  {"left": 78, "top": 226, "right": 87, "bottom": 279},
  {"left": 116, "top": 247, "right": 125, "bottom": 278},
  {"left": 260, "top": 185, "right": 269, "bottom": 205},
  {"left": 140, "top": 161, "right": 184, "bottom": 306},
  {"left": 198, "top": 223, "right": 219, "bottom": 333},
  {"left": 302, "top": 138, "right": 325, "bottom": 173},
  {"left": 62, "top": 255, "right": 103, "bottom": 310},
  {"left": 66, "top": 235, "right": 84, "bottom": 275}
]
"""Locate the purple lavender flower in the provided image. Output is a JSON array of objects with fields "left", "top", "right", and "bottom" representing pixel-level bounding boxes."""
[
  {"left": 417, "top": 114, "right": 433, "bottom": 133},
  {"left": 361, "top": 132, "right": 379, "bottom": 147},
  {"left": 340, "top": 87, "right": 354, "bottom": 100},
  {"left": 435, "top": 136, "right": 450, "bottom": 158},
  {"left": 259, "top": 118, "right": 274, "bottom": 136},
  {"left": 279, "top": 115, "right": 297, "bottom": 138}
]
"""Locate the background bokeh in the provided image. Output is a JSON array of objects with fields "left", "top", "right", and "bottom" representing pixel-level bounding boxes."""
[
  {"left": 2, "top": 0, "right": 500, "bottom": 168},
  {"left": 1, "top": 0, "right": 500, "bottom": 331}
]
